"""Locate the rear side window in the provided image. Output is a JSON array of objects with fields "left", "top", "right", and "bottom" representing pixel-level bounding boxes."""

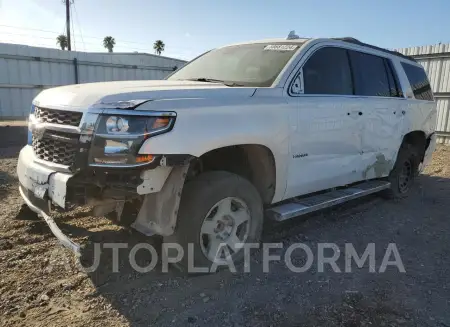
[
  {"left": 401, "top": 63, "right": 434, "bottom": 101},
  {"left": 349, "top": 51, "right": 392, "bottom": 97},
  {"left": 303, "top": 47, "right": 353, "bottom": 95}
]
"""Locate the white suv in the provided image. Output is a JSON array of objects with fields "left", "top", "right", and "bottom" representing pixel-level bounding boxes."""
[{"left": 17, "top": 34, "right": 436, "bottom": 271}]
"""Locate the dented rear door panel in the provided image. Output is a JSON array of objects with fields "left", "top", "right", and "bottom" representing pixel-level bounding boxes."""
[{"left": 359, "top": 98, "right": 406, "bottom": 180}]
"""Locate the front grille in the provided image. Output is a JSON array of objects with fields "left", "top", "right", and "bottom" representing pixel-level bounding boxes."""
[
  {"left": 32, "top": 132, "right": 79, "bottom": 166},
  {"left": 35, "top": 107, "right": 82, "bottom": 127}
]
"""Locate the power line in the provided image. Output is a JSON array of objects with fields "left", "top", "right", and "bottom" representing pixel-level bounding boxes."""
[
  {"left": 70, "top": 2, "right": 76, "bottom": 51},
  {"left": 0, "top": 31, "right": 98, "bottom": 45},
  {"left": 0, "top": 31, "right": 56, "bottom": 41},
  {"left": 61, "top": 12, "right": 66, "bottom": 37},
  {"left": 0, "top": 23, "right": 192, "bottom": 51},
  {"left": 0, "top": 33, "right": 175, "bottom": 54},
  {"left": 0, "top": 31, "right": 190, "bottom": 55},
  {"left": 0, "top": 38, "right": 64, "bottom": 49},
  {"left": 0, "top": 36, "right": 190, "bottom": 58},
  {"left": 73, "top": 2, "right": 86, "bottom": 51},
  {"left": 0, "top": 24, "right": 59, "bottom": 34}
]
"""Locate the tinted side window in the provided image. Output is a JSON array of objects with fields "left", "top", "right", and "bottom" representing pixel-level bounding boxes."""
[
  {"left": 349, "top": 51, "right": 391, "bottom": 97},
  {"left": 401, "top": 63, "right": 433, "bottom": 101},
  {"left": 303, "top": 47, "right": 353, "bottom": 95}
]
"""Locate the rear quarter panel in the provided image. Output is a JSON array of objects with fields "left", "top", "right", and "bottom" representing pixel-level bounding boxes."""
[{"left": 392, "top": 58, "right": 437, "bottom": 138}]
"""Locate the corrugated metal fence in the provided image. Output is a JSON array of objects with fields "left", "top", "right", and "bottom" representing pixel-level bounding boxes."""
[
  {"left": 0, "top": 43, "right": 186, "bottom": 118},
  {"left": 397, "top": 44, "right": 450, "bottom": 144}
]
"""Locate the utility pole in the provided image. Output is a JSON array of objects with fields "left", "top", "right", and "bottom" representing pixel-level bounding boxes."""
[{"left": 65, "top": 0, "right": 71, "bottom": 51}]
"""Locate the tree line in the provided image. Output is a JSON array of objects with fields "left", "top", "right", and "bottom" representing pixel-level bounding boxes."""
[{"left": 56, "top": 35, "right": 165, "bottom": 55}]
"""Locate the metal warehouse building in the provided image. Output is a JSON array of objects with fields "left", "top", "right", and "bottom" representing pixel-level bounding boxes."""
[{"left": 0, "top": 43, "right": 186, "bottom": 119}]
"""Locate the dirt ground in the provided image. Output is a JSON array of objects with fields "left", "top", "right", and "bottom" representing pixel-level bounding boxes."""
[{"left": 1, "top": 141, "right": 449, "bottom": 327}]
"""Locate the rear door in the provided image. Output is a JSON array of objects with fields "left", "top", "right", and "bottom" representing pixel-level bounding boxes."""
[
  {"left": 285, "top": 46, "right": 364, "bottom": 199},
  {"left": 347, "top": 50, "right": 406, "bottom": 180}
]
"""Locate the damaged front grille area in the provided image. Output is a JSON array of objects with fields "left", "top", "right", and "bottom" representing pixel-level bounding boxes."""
[
  {"left": 35, "top": 107, "right": 83, "bottom": 127},
  {"left": 32, "top": 131, "right": 79, "bottom": 166}
]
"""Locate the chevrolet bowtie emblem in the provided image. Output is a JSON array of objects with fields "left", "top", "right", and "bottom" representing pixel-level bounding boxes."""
[{"left": 32, "top": 126, "right": 46, "bottom": 140}]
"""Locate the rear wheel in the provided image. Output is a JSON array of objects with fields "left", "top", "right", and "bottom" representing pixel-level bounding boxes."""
[
  {"left": 164, "top": 171, "right": 263, "bottom": 273},
  {"left": 383, "top": 143, "right": 420, "bottom": 199}
]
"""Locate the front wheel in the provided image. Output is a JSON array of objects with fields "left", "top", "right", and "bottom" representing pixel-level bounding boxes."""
[{"left": 164, "top": 171, "right": 263, "bottom": 273}]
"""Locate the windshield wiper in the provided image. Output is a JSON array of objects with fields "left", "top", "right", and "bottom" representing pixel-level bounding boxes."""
[{"left": 184, "top": 78, "right": 244, "bottom": 87}]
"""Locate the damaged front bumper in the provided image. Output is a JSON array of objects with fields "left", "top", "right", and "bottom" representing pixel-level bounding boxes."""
[
  {"left": 19, "top": 185, "right": 81, "bottom": 254},
  {"left": 17, "top": 145, "right": 81, "bottom": 253},
  {"left": 17, "top": 145, "right": 191, "bottom": 254},
  {"left": 17, "top": 146, "right": 73, "bottom": 210}
]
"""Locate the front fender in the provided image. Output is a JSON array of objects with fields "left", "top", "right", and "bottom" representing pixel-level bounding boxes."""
[{"left": 138, "top": 101, "right": 291, "bottom": 203}]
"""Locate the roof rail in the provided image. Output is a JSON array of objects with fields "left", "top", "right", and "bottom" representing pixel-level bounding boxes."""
[
  {"left": 333, "top": 37, "right": 417, "bottom": 63},
  {"left": 337, "top": 37, "right": 361, "bottom": 43}
]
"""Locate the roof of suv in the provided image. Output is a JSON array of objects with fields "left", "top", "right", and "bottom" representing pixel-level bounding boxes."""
[{"left": 224, "top": 37, "right": 417, "bottom": 63}]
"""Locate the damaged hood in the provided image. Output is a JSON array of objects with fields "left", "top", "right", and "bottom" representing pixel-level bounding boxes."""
[{"left": 33, "top": 80, "right": 257, "bottom": 110}]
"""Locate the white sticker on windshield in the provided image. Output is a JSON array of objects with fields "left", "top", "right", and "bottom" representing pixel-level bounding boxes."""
[{"left": 264, "top": 45, "right": 298, "bottom": 51}]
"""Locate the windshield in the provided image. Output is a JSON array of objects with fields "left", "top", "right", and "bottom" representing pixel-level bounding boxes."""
[{"left": 168, "top": 43, "right": 302, "bottom": 87}]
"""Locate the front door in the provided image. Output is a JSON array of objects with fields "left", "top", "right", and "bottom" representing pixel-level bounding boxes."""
[
  {"left": 286, "top": 97, "right": 364, "bottom": 199},
  {"left": 284, "top": 46, "right": 364, "bottom": 199}
]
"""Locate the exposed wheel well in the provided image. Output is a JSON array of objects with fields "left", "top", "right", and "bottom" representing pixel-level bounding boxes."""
[
  {"left": 188, "top": 145, "right": 276, "bottom": 205},
  {"left": 402, "top": 131, "right": 427, "bottom": 161}
]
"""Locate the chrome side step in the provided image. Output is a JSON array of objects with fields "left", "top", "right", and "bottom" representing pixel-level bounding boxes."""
[{"left": 266, "top": 180, "right": 390, "bottom": 222}]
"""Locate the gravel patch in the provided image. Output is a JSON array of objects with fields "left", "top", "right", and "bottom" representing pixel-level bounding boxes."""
[{"left": 0, "top": 146, "right": 449, "bottom": 326}]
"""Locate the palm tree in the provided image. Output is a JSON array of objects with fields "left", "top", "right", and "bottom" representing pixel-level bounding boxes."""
[
  {"left": 103, "top": 36, "right": 116, "bottom": 53},
  {"left": 153, "top": 40, "right": 165, "bottom": 55},
  {"left": 56, "top": 34, "right": 68, "bottom": 50}
]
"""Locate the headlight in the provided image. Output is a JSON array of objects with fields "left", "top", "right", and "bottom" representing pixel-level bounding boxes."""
[
  {"left": 89, "top": 114, "right": 174, "bottom": 167},
  {"left": 106, "top": 116, "right": 129, "bottom": 133}
]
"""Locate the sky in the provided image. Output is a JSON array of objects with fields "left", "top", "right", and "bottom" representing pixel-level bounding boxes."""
[{"left": 0, "top": 0, "right": 449, "bottom": 60}]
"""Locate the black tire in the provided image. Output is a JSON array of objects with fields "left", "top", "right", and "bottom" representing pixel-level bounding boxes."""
[
  {"left": 382, "top": 143, "right": 420, "bottom": 199},
  {"left": 163, "top": 171, "right": 263, "bottom": 273}
]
